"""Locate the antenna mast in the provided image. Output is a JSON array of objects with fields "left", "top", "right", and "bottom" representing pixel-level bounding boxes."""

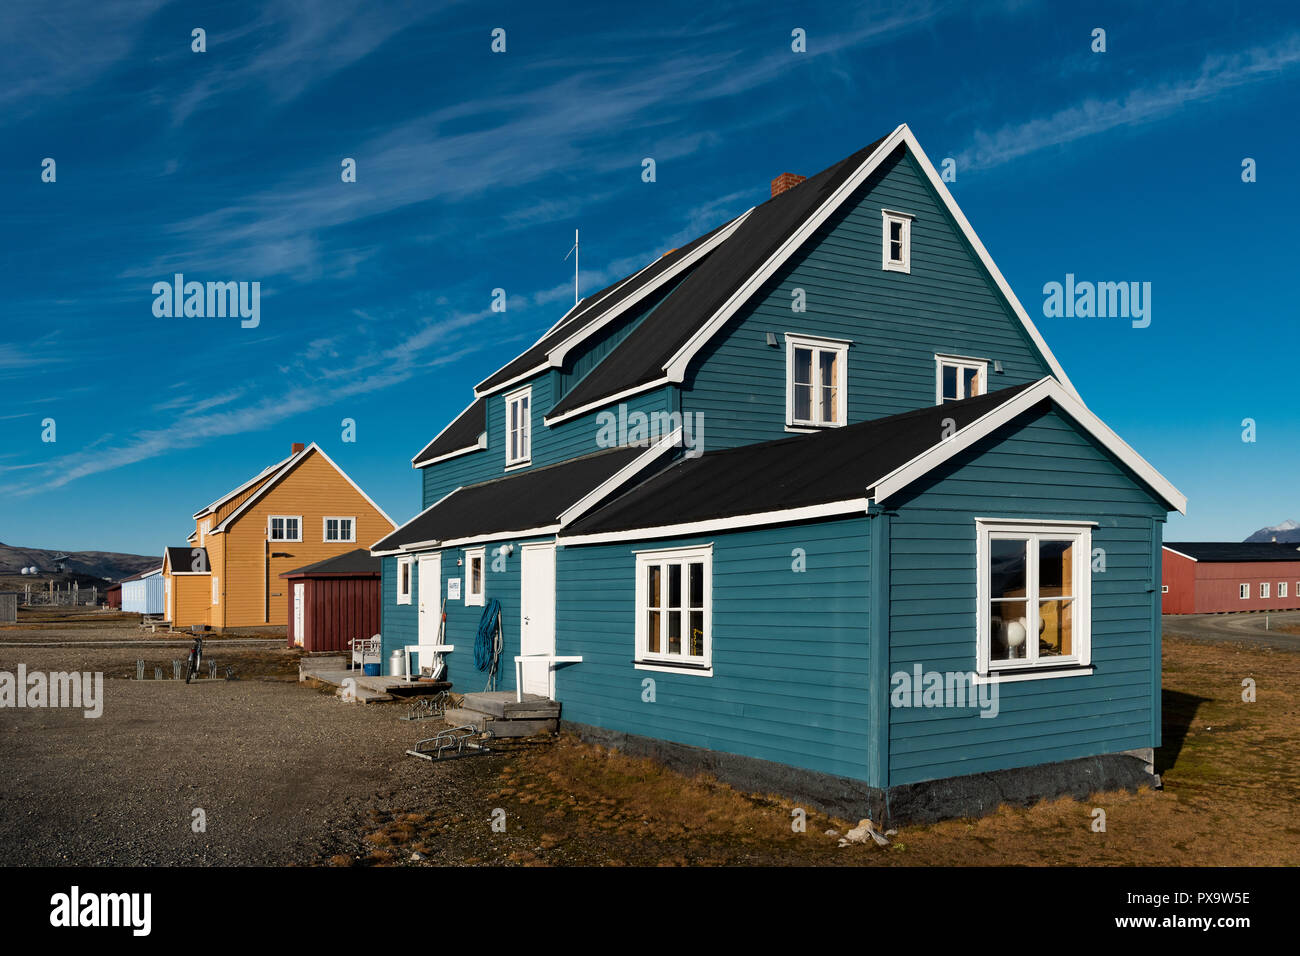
[{"left": 564, "top": 228, "right": 579, "bottom": 305}]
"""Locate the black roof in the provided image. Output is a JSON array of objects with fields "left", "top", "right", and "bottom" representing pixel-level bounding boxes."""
[
  {"left": 1164, "top": 542, "right": 1300, "bottom": 563},
  {"left": 474, "top": 217, "right": 738, "bottom": 395},
  {"left": 164, "top": 546, "right": 209, "bottom": 572},
  {"left": 119, "top": 567, "right": 162, "bottom": 583},
  {"left": 564, "top": 382, "right": 1037, "bottom": 536},
  {"left": 412, "top": 397, "right": 487, "bottom": 467},
  {"left": 282, "top": 548, "right": 380, "bottom": 577},
  {"left": 548, "top": 135, "right": 893, "bottom": 419},
  {"left": 374, "top": 446, "right": 646, "bottom": 551}
]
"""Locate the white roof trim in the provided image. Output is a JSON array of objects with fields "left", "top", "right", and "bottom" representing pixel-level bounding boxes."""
[
  {"left": 558, "top": 429, "right": 682, "bottom": 527},
  {"left": 191, "top": 457, "right": 289, "bottom": 518},
  {"left": 559, "top": 499, "right": 871, "bottom": 546},
  {"left": 1161, "top": 546, "right": 1198, "bottom": 562},
  {"left": 661, "top": 124, "right": 1081, "bottom": 403},
  {"left": 368, "top": 486, "right": 462, "bottom": 554},
  {"left": 216, "top": 443, "right": 397, "bottom": 533},
  {"left": 868, "top": 377, "right": 1186, "bottom": 514},
  {"left": 543, "top": 376, "right": 671, "bottom": 427},
  {"left": 411, "top": 397, "right": 487, "bottom": 467},
  {"left": 413, "top": 437, "right": 487, "bottom": 469}
]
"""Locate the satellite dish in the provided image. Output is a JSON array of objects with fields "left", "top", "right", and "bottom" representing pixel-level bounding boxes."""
[{"left": 19, "top": 568, "right": 27, "bottom": 575}]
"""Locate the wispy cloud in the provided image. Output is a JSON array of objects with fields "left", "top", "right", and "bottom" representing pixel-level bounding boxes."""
[{"left": 956, "top": 34, "right": 1300, "bottom": 170}]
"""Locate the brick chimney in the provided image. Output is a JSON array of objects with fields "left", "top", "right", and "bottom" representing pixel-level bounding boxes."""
[
  {"left": 291, "top": 442, "right": 305, "bottom": 454},
  {"left": 771, "top": 172, "right": 806, "bottom": 198}
]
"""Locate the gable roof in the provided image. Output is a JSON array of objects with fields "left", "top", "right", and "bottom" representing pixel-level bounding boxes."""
[
  {"left": 560, "top": 379, "right": 1184, "bottom": 544},
  {"left": 192, "top": 456, "right": 292, "bottom": 519},
  {"left": 163, "top": 546, "right": 209, "bottom": 574},
  {"left": 412, "top": 397, "right": 487, "bottom": 468},
  {"left": 1163, "top": 542, "right": 1300, "bottom": 563},
  {"left": 214, "top": 443, "right": 396, "bottom": 533},
  {"left": 281, "top": 548, "right": 380, "bottom": 577},
  {"left": 372, "top": 446, "right": 649, "bottom": 552}
]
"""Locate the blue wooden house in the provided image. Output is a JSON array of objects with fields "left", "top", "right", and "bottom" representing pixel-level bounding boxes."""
[{"left": 371, "top": 124, "right": 1186, "bottom": 822}]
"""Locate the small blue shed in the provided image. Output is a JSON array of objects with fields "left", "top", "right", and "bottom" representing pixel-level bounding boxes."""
[{"left": 121, "top": 568, "right": 164, "bottom": 614}]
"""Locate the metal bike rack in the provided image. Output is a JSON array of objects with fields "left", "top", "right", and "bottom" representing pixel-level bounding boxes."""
[
  {"left": 405, "top": 725, "right": 492, "bottom": 761},
  {"left": 401, "top": 690, "right": 451, "bottom": 722}
]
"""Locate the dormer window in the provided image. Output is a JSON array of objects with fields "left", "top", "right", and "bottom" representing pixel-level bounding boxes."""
[
  {"left": 936, "top": 354, "right": 987, "bottom": 404},
  {"left": 505, "top": 386, "right": 531, "bottom": 467},
  {"left": 882, "top": 209, "right": 913, "bottom": 273},
  {"left": 786, "top": 334, "right": 848, "bottom": 428}
]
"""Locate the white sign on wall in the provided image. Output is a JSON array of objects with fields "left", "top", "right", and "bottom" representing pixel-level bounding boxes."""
[{"left": 447, "top": 577, "right": 462, "bottom": 601}]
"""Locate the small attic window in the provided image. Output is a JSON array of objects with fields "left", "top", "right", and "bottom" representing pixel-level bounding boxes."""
[
  {"left": 936, "top": 354, "right": 988, "bottom": 405},
  {"left": 882, "top": 209, "right": 913, "bottom": 273}
]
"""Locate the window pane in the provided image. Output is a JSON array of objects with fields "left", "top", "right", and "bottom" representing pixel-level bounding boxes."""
[
  {"left": 471, "top": 559, "right": 482, "bottom": 593},
  {"left": 793, "top": 383, "right": 812, "bottom": 421},
  {"left": 647, "top": 565, "right": 660, "bottom": 608},
  {"left": 990, "top": 600, "right": 1028, "bottom": 661},
  {"left": 688, "top": 562, "right": 703, "bottom": 609},
  {"left": 668, "top": 609, "right": 681, "bottom": 654},
  {"left": 889, "top": 220, "right": 903, "bottom": 260},
  {"left": 287, "top": 518, "right": 299, "bottom": 538},
  {"left": 1039, "top": 539, "right": 1074, "bottom": 598},
  {"left": 819, "top": 351, "right": 838, "bottom": 423},
  {"left": 963, "top": 366, "right": 981, "bottom": 397},
  {"left": 668, "top": 563, "right": 681, "bottom": 609},
  {"left": 689, "top": 610, "right": 704, "bottom": 657},
  {"left": 989, "top": 538, "right": 1027, "bottom": 599},
  {"left": 1039, "top": 599, "right": 1073, "bottom": 657},
  {"left": 793, "top": 348, "right": 812, "bottom": 384},
  {"left": 941, "top": 364, "right": 958, "bottom": 401},
  {"left": 647, "top": 610, "right": 660, "bottom": 653}
]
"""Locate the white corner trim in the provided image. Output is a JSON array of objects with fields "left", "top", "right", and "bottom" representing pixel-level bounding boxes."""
[
  {"left": 560, "top": 498, "right": 871, "bottom": 546},
  {"left": 868, "top": 377, "right": 1187, "bottom": 514},
  {"left": 1161, "top": 546, "right": 1198, "bottom": 563},
  {"left": 558, "top": 429, "right": 683, "bottom": 527}
]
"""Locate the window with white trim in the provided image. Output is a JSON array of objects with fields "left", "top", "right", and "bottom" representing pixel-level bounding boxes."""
[
  {"left": 211, "top": 576, "right": 220, "bottom": 605},
  {"left": 505, "top": 386, "right": 531, "bottom": 466},
  {"left": 464, "top": 548, "right": 485, "bottom": 607},
  {"left": 1279, "top": 582, "right": 1288, "bottom": 599},
  {"left": 268, "top": 515, "right": 301, "bottom": 541},
  {"left": 323, "top": 516, "right": 355, "bottom": 542},
  {"left": 786, "top": 334, "right": 848, "bottom": 428},
  {"left": 635, "top": 545, "right": 712, "bottom": 670},
  {"left": 1239, "top": 583, "right": 1249, "bottom": 599},
  {"left": 200, "top": 519, "right": 211, "bottom": 544},
  {"left": 881, "top": 209, "right": 912, "bottom": 273},
  {"left": 1261, "top": 582, "right": 1270, "bottom": 598},
  {"left": 397, "top": 557, "right": 413, "bottom": 605},
  {"left": 1161, "top": 585, "right": 1169, "bottom": 593},
  {"left": 977, "top": 520, "right": 1092, "bottom": 674},
  {"left": 936, "top": 354, "right": 987, "bottom": 404}
]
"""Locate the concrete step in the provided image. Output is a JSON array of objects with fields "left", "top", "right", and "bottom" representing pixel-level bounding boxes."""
[
  {"left": 443, "top": 707, "right": 557, "bottom": 738},
  {"left": 459, "top": 691, "right": 560, "bottom": 719}
]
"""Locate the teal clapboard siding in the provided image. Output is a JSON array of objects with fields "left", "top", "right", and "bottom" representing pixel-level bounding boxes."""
[
  {"left": 884, "top": 405, "right": 1166, "bottom": 786},
  {"left": 555, "top": 518, "right": 873, "bottom": 782},
  {"left": 683, "top": 149, "right": 1055, "bottom": 449}
]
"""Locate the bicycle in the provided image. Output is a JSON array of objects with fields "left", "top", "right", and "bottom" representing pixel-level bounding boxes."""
[{"left": 185, "top": 635, "right": 203, "bottom": 683}]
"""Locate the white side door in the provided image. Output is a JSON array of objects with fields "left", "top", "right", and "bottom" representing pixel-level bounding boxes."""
[
  {"left": 519, "top": 543, "right": 557, "bottom": 698},
  {"left": 292, "top": 583, "right": 305, "bottom": 646},
  {"left": 417, "top": 554, "right": 442, "bottom": 647}
]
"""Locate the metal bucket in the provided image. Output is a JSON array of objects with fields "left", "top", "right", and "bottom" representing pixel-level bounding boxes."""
[{"left": 389, "top": 649, "right": 408, "bottom": 678}]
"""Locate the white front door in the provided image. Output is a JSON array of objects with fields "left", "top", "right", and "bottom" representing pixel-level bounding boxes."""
[
  {"left": 417, "top": 554, "right": 442, "bottom": 647},
  {"left": 520, "top": 543, "right": 557, "bottom": 698},
  {"left": 292, "top": 583, "right": 305, "bottom": 646}
]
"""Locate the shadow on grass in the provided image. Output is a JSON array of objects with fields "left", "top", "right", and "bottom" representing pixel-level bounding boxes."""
[{"left": 1156, "top": 688, "right": 1212, "bottom": 775}]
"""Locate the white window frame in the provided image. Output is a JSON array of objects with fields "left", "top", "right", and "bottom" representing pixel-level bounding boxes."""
[
  {"left": 1161, "top": 585, "right": 1169, "bottom": 593},
  {"left": 211, "top": 575, "right": 220, "bottom": 606},
  {"left": 268, "top": 515, "right": 302, "bottom": 542},
  {"left": 323, "top": 515, "right": 356, "bottom": 543},
  {"left": 634, "top": 544, "right": 713, "bottom": 674},
  {"left": 1260, "top": 582, "right": 1270, "bottom": 599},
  {"left": 505, "top": 385, "right": 532, "bottom": 467},
  {"left": 935, "top": 354, "right": 988, "bottom": 405},
  {"left": 464, "top": 547, "right": 486, "bottom": 607},
  {"left": 975, "top": 519, "right": 1093, "bottom": 678},
  {"left": 785, "top": 333, "right": 849, "bottom": 429},
  {"left": 1240, "top": 583, "right": 1250, "bottom": 599},
  {"left": 881, "top": 209, "right": 913, "bottom": 273},
  {"left": 200, "top": 518, "right": 211, "bottom": 545},
  {"left": 1279, "top": 582, "right": 1288, "bottom": 599},
  {"left": 396, "top": 556, "right": 414, "bottom": 605}
]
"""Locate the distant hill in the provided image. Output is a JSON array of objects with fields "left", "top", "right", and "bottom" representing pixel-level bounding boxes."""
[
  {"left": 0, "top": 541, "right": 160, "bottom": 581},
  {"left": 1244, "top": 520, "right": 1300, "bottom": 544}
]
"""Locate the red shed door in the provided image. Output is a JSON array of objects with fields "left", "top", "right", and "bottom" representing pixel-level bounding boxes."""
[{"left": 292, "top": 583, "right": 305, "bottom": 647}]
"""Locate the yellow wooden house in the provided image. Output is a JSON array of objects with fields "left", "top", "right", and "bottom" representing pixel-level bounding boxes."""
[{"left": 161, "top": 442, "right": 396, "bottom": 631}]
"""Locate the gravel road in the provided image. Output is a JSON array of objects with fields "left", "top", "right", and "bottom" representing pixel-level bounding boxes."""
[{"left": 1163, "top": 610, "right": 1300, "bottom": 651}]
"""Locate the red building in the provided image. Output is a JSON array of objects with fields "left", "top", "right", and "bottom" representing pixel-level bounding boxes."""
[
  {"left": 280, "top": 549, "right": 381, "bottom": 652},
  {"left": 1162, "top": 542, "right": 1300, "bottom": 614}
]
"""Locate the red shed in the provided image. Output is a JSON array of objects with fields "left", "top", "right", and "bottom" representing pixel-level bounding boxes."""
[
  {"left": 106, "top": 583, "right": 122, "bottom": 609},
  {"left": 280, "top": 549, "right": 381, "bottom": 652},
  {"left": 1162, "top": 542, "right": 1300, "bottom": 614}
]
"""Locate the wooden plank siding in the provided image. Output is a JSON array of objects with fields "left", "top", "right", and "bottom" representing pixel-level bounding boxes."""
[
  {"left": 884, "top": 405, "right": 1166, "bottom": 786},
  {"left": 554, "top": 519, "right": 873, "bottom": 782},
  {"left": 215, "top": 450, "right": 394, "bottom": 628},
  {"left": 682, "top": 149, "right": 1055, "bottom": 449},
  {"left": 170, "top": 574, "right": 210, "bottom": 628}
]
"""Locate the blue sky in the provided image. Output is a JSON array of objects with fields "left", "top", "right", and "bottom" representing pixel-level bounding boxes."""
[{"left": 1, "top": 0, "right": 1297, "bottom": 556}]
